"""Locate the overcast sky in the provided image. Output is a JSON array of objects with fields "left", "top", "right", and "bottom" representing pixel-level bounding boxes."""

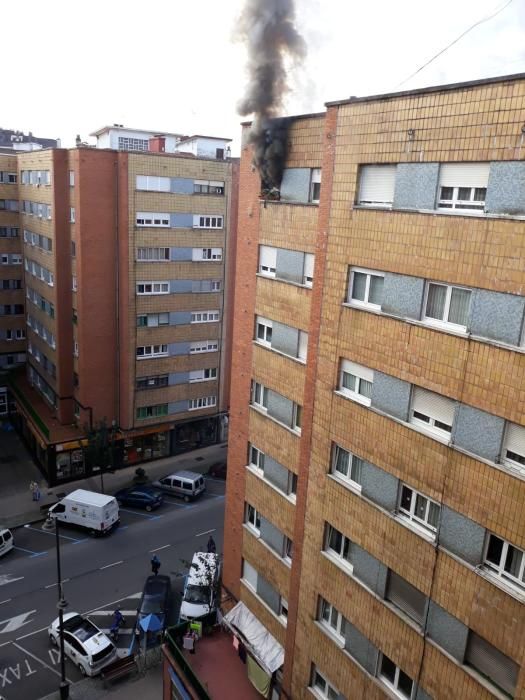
[{"left": 5, "top": 0, "right": 525, "bottom": 152}]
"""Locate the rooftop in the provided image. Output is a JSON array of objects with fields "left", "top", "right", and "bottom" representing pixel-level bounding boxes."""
[
  {"left": 0, "top": 128, "right": 57, "bottom": 149},
  {"left": 90, "top": 124, "right": 185, "bottom": 138},
  {"left": 177, "top": 135, "right": 232, "bottom": 144}
]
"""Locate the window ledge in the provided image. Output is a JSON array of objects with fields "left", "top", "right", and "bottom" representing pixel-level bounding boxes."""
[
  {"left": 259, "top": 198, "right": 318, "bottom": 208},
  {"left": 252, "top": 340, "right": 307, "bottom": 366},
  {"left": 256, "top": 272, "right": 313, "bottom": 291},
  {"left": 240, "top": 579, "right": 287, "bottom": 628},
  {"left": 353, "top": 203, "right": 525, "bottom": 222},
  {"left": 333, "top": 389, "right": 371, "bottom": 408},
  {"left": 394, "top": 515, "right": 437, "bottom": 543},
  {"left": 474, "top": 566, "right": 525, "bottom": 603},
  {"left": 327, "top": 472, "right": 362, "bottom": 497},
  {"left": 249, "top": 405, "right": 302, "bottom": 437},
  {"left": 245, "top": 464, "right": 297, "bottom": 505},
  {"left": 244, "top": 524, "right": 292, "bottom": 568},
  {"left": 314, "top": 620, "right": 345, "bottom": 650}
]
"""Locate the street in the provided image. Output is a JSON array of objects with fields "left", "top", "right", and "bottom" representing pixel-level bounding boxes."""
[{"left": 0, "top": 477, "right": 226, "bottom": 700}]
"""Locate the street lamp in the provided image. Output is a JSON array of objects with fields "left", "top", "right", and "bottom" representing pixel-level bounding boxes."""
[{"left": 51, "top": 517, "right": 70, "bottom": 699}]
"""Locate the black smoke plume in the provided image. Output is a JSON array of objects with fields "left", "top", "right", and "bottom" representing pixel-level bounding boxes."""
[{"left": 238, "top": 0, "right": 306, "bottom": 194}]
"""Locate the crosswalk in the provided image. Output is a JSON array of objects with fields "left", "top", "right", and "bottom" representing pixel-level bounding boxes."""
[{"left": 86, "top": 592, "right": 141, "bottom": 657}]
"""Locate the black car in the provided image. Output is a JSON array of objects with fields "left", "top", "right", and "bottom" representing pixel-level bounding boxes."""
[
  {"left": 114, "top": 486, "right": 163, "bottom": 511},
  {"left": 135, "top": 575, "right": 171, "bottom": 646}
]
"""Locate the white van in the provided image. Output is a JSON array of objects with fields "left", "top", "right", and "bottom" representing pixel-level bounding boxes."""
[
  {"left": 179, "top": 552, "right": 220, "bottom": 621},
  {"left": 0, "top": 529, "right": 13, "bottom": 557},
  {"left": 48, "top": 489, "right": 119, "bottom": 536},
  {"left": 153, "top": 470, "right": 205, "bottom": 502}
]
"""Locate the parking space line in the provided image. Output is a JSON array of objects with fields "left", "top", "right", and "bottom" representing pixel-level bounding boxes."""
[
  {"left": 13, "top": 641, "right": 74, "bottom": 683},
  {"left": 71, "top": 538, "right": 88, "bottom": 545},
  {"left": 149, "top": 544, "right": 171, "bottom": 552},
  {"left": 15, "top": 624, "right": 50, "bottom": 641},
  {"left": 0, "top": 599, "right": 11, "bottom": 605},
  {"left": 83, "top": 591, "right": 141, "bottom": 616},
  {"left": 23, "top": 525, "right": 81, "bottom": 542},
  {"left": 100, "top": 560, "right": 123, "bottom": 570},
  {"left": 13, "top": 545, "right": 46, "bottom": 556},
  {"left": 45, "top": 579, "right": 69, "bottom": 589},
  {"left": 195, "top": 528, "right": 216, "bottom": 537},
  {"left": 118, "top": 508, "right": 159, "bottom": 519},
  {"left": 30, "top": 551, "right": 48, "bottom": 558},
  {"left": 161, "top": 498, "right": 192, "bottom": 508}
]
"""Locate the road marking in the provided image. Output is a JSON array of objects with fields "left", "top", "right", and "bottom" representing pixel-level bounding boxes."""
[
  {"left": 0, "top": 575, "right": 24, "bottom": 587},
  {"left": 88, "top": 610, "right": 137, "bottom": 617},
  {"left": 13, "top": 642, "right": 74, "bottom": 683},
  {"left": 118, "top": 508, "right": 157, "bottom": 519},
  {"left": 44, "top": 579, "right": 69, "bottom": 589},
  {"left": 0, "top": 611, "right": 36, "bottom": 634},
  {"left": 195, "top": 528, "right": 216, "bottom": 537},
  {"left": 149, "top": 544, "right": 171, "bottom": 553},
  {"left": 83, "top": 591, "right": 141, "bottom": 616},
  {"left": 13, "top": 545, "right": 46, "bottom": 556},
  {"left": 161, "top": 498, "right": 190, "bottom": 507},
  {"left": 0, "top": 600, "right": 11, "bottom": 606},
  {"left": 29, "top": 551, "right": 48, "bottom": 558},
  {"left": 100, "top": 560, "right": 123, "bottom": 570},
  {"left": 23, "top": 526, "right": 80, "bottom": 542},
  {"left": 15, "top": 625, "right": 52, "bottom": 641},
  {"left": 71, "top": 539, "right": 88, "bottom": 545}
]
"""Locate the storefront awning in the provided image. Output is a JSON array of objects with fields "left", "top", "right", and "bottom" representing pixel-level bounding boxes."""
[{"left": 223, "top": 601, "right": 284, "bottom": 674}]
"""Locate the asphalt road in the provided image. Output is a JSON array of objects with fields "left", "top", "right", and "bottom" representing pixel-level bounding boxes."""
[{"left": 0, "top": 477, "right": 225, "bottom": 700}]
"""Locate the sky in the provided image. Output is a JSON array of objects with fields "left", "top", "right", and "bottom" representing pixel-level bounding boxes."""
[{"left": 4, "top": 0, "right": 525, "bottom": 153}]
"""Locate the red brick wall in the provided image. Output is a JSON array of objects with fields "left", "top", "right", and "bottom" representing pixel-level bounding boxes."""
[
  {"left": 116, "top": 153, "right": 131, "bottom": 429},
  {"left": 222, "top": 137, "right": 260, "bottom": 594}
]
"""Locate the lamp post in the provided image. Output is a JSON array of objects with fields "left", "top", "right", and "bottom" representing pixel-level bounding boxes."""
[{"left": 54, "top": 518, "right": 69, "bottom": 700}]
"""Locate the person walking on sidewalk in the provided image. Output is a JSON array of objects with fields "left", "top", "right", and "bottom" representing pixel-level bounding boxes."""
[
  {"left": 29, "top": 481, "right": 37, "bottom": 501},
  {"left": 151, "top": 554, "right": 161, "bottom": 575},
  {"left": 34, "top": 483, "right": 41, "bottom": 502}
]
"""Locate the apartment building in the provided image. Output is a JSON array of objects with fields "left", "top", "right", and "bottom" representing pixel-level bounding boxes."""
[
  {"left": 223, "top": 73, "right": 525, "bottom": 700},
  {"left": 6, "top": 138, "right": 237, "bottom": 485}
]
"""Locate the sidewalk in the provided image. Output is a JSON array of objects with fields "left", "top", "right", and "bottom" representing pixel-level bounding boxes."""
[{"left": 0, "top": 429, "right": 228, "bottom": 529}]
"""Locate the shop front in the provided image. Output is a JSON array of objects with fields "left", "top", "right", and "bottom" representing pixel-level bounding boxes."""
[{"left": 121, "top": 426, "right": 171, "bottom": 465}]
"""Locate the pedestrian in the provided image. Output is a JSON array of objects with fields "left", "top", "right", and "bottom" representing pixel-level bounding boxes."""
[
  {"left": 207, "top": 535, "right": 216, "bottom": 554},
  {"left": 34, "top": 483, "right": 41, "bottom": 502},
  {"left": 151, "top": 554, "right": 161, "bottom": 575},
  {"left": 29, "top": 481, "right": 37, "bottom": 501}
]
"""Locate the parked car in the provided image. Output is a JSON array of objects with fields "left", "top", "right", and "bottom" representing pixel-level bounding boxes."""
[
  {"left": 207, "top": 461, "right": 227, "bottom": 479},
  {"left": 180, "top": 552, "right": 221, "bottom": 621},
  {"left": 0, "top": 528, "right": 13, "bottom": 558},
  {"left": 153, "top": 471, "right": 205, "bottom": 502},
  {"left": 114, "top": 486, "right": 163, "bottom": 511},
  {"left": 135, "top": 575, "right": 171, "bottom": 646},
  {"left": 47, "top": 489, "right": 119, "bottom": 536},
  {"left": 48, "top": 612, "right": 116, "bottom": 676}
]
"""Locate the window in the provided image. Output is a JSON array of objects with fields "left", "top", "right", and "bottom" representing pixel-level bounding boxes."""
[
  {"left": 423, "top": 282, "right": 471, "bottom": 330},
  {"left": 438, "top": 163, "right": 489, "bottom": 212},
  {"left": 72, "top": 276, "right": 77, "bottom": 292},
  {"left": 69, "top": 207, "right": 75, "bottom": 223},
  {"left": 484, "top": 533, "right": 525, "bottom": 591},
  {"left": 189, "top": 367, "right": 217, "bottom": 382},
  {"left": 310, "top": 666, "right": 340, "bottom": 700},
  {"left": 211, "top": 280, "right": 222, "bottom": 292},
  {"left": 0, "top": 227, "right": 19, "bottom": 237},
  {"left": 410, "top": 387, "right": 455, "bottom": 439},
  {"left": 310, "top": 168, "right": 321, "bottom": 203},
  {"left": 289, "top": 473, "right": 298, "bottom": 497},
  {"left": 242, "top": 559, "right": 258, "bottom": 591},
  {"left": 136, "top": 212, "right": 170, "bottom": 227},
  {"left": 249, "top": 445, "right": 265, "bottom": 471},
  {"left": 73, "top": 341, "right": 79, "bottom": 357},
  {"left": 378, "top": 654, "right": 414, "bottom": 699},
  {"left": 325, "top": 524, "right": 352, "bottom": 569},
  {"left": 358, "top": 165, "right": 396, "bottom": 207},
  {"left": 464, "top": 632, "right": 518, "bottom": 698},
  {"left": 194, "top": 180, "right": 225, "bottom": 195},
  {"left": 193, "top": 247, "right": 223, "bottom": 261},
  {"left": 71, "top": 241, "right": 76, "bottom": 258},
  {"left": 136, "top": 344, "right": 168, "bottom": 359},
  {"left": 188, "top": 396, "right": 216, "bottom": 410},
  {"left": 136, "top": 247, "right": 170, "bottom": 261},
  {"left": 0, "top": 172, "right": 17, "bottom": 184},
  {"left": 303, "top": 253, "right": 314, "bottom": 287},
  {"left": 348, "top": 267, "right": 384, "bottom": 309},
  {"left": 331, "top": 444, "right": 363, "bottom": 490},
  {"left": 191, "top": 310, "right": 220, "bottom": 323},
  {"left": 398, "top": 484, "right": 440, "bottom": 535},
  {"left": 118, "top": 137, "right": 149, "bottom": 151},
  {"left": 190, "top": 340, "right": 218, "bottom": 354},
  {"left": 255, "top": 316, "right": 272, "bottom": 346},
  {"left": 502, "top": 423, "right": 525, "bottom": 474},
  {"left": 193, "top": 215, "right": 223, "bottom": 229},
  {"left": 137, "top": 312, "right": 169, "bottom": 327},
  {"left": 279, "top": 597, "right": 288, "bottom": 622},
  {"left": 11, "top": 254, "right": 22, "bottom": 265},
  {"left": 136, "top": 175, "right": 170, "bottom": 192},
  {"left": 136, "top": 281, "right": 169, "bottom": 295},
  {"left": 293, "top": 404, "right": 302, "bottom": 433},
  {"left": 245, "top": 503, "right": 261, "bottom": 534},
  {"left": 284, "top": 537, "right": 293, "bottom": 562},
  {"left": 318, "top": 597, "right": 346, "bottom": 641},
  {"left": 69, "top": 171, "right": 75, "bottom": 187},
  {"left": 251, "top": 381, "right": 268, "bottom": 410},
  {"left": 297, "top": 331, "right": 308, "bottom": 361},
  {"left": 259, "top": 246, "right": 276, "bottom": 277},
  {"left": 339, "top": 360, "right": 373, "bottom": 406},
  {"left": 386, "top": 571, "right": 427, "bottom": 625},
  {"left": 136, "top": 375, "right": 169, "bottom": 390},
  {"left": 136, "top": 404, "right": 169, "bottom": 419}
]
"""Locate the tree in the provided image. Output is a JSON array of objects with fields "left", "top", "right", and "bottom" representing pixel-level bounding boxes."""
[{"left": 84, "top": 418, "right": 116, "bottom": 492}]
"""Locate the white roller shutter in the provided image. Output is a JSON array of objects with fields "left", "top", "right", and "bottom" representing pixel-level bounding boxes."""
[
  {"left": 386, "top": 572, "right": 426, "bottom": 624},
  {"left": 505, "top": 423, "right": 525, "bottom": 458},
  {"left": 259, "top": 245, "right": 277, "bottom": 269},
  {"left": 412, "top": 387, "right": 455, "bottom": 425},
  {"left": 341, "top": 360, "right": 374, "bottom": 383},
  {"left": 303, "top": 253, "right": 314, "bottom": 279},
  {"left": 465, "top": 633, "right": 518, "bottom": 697},
  {"left": 358, "top": 165, "right": 396, "bottom": 206},
  {"left": 439, "top": 163, "right": 490, "bottom": 188},
  {"left": 209, "top": 180, "right": 224, "bottom": 187}
]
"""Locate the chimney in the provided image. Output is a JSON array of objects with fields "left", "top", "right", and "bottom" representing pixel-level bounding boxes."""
[{"left": 149, "top": 136, "right": 165, "bottom": 153}]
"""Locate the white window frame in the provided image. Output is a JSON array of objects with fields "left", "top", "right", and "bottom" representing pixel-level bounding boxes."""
[
  {"left": 189, "top": 340, "right": 219, "bottom": 354},
  {"left": 190, "top": 310, "right": 220, "bottom": 324},
  {"left": 136, "top": 344, "right": 169, "bottom": 359},
  {"left": 483, "top": 532, "right": 525, "bottom": 592},
  {"left": 423, "top": 281, "right": 471, "bottom": 331},
  {"left": 255, "top": 316, "right": 273, "bottom": 347},
  {"left": 259, "top": 245, "right": 277, "bottom": 277},
  {"left": 136, "top": 212, "right": 170, "bottom": 227},
  {"left": 69, "top": 207, "right": 75, "bottom": 223},
  {"left": 242, "top": 559, "right": 258, "bottom": 591},
  {"left": 251, "top": 381, "right": 268, "bottom": 411},
  {"left": 339, "top": 359, "right": 373, "bottom": 406},
  {"left": 193, "top": 247, "right": 223, "bottom": 261},
  {"left": 211, "top": 280, "right": 222, "bottom": 292},
  {"left": 189, "top": 367, "right": 217, "bottom": 383},
  {"left": 193, "top": 214, "right": 223, "bottom": 229},
  {"left": 502, "top": 422, "right": 525, "bottom": 475},
  {"left": 72, "top": 275, "right": 77, "bottom": 292},
  {"left": 249, "top": 445, "right": 265, "bottom": 472},
  {"left": 331, "top": 444, "right": 363, "bottom": 491},
  {"left": 309, "top": 168, "right": 321, "bottom": 204},
  {"left": 348, "top": 267, "right": 384, "bottom": 310},
  {"left": 245, "top": 503, "right": 261, "bottom": 535},
  {"left": 303, "top": 253, "right": 314, "bottom": 287},
  {"left": 397, "top": 483, "right": 440, "bottom": 536},
  {"left": 136, "top": 281, "right": 170, "bottom": 296},
  {"left": 310, "top": 666, "right": 340, "bottom": 700},
  {"left": 358, "top": 164, "right": 396, "bottom": 208},
  {"left": 188, "top": 396, "right": 216, "bottom": 411},
  {"left": 293, "top": 403, "right": 302, "bottom": 434},
  {"left": 410, "top": 387, "right": 455, "bottom": 440},
  {"left": 437, "top": 164, "right": 489, "bottom": 213},
  {"left": 283, "top": 537, "right": 293, "bottom": 564},
  {"left": 279, "top": 597, "right": 288, "bottom": 623},
  {"left": 325, "top": 524, "right": 353, "bottom": 572},
  {"left": 318, "top": 597, "right": 346, "bottom": 643},
  {"left": 136, "top": 247, "right": 170, "bottom": 262},
  {"left": 378, "top": 653, "right": 414, "bottom": 699},
  {"left": 136, "top": 175, "right": 170, "bottom": 192},
  {"left": 69, "top": 171, "right": 75, "bottom": 187},
  {"left": 297, "top": 330, "right": 308, "bottom": 361}
]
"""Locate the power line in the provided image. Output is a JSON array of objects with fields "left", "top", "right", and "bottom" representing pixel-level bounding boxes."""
[{"left": 394, "top": 0, "right": 515, "bottom": 89}]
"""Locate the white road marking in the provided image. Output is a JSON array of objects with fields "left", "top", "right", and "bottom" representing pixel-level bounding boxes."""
[
  {"left": 15, "top": 625, "right": 49, "bottom": 641},
  {"left": 99, "top": 560, "right": 123, "bottom": 570},
  {"left": 13, "top": 642, "right": 74, "bottom": 683},
  {"left": 0, "top": 600, "right": 11, "bottom": 606},
  {"left": 83, "top": 591, "right": 141, "bottom": 616},
  {"left": 88, "top": 610, "right": 136, "bottom": 617},
  {"left": 0, "top": 575, "right": 24, "bottom": 587},
  {"left": 149, "top": 544, "right": 171, "bottom": 553},
  {"left": 0, "top": 611, "right": 36, "bottom": 634},
  {"left": 44, "top": 578, "right": 69, "bottom": 589},
  {"left": 195, "top": 528, "right": 216, "bottom": 537}
]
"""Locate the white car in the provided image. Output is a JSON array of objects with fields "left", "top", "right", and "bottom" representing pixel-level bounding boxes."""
[
  {"left": 0, "top": 529, "right": 13, "bottom": 558},
  {"left": 48, "top": 612, "right": 116, "bottom": 676}
]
